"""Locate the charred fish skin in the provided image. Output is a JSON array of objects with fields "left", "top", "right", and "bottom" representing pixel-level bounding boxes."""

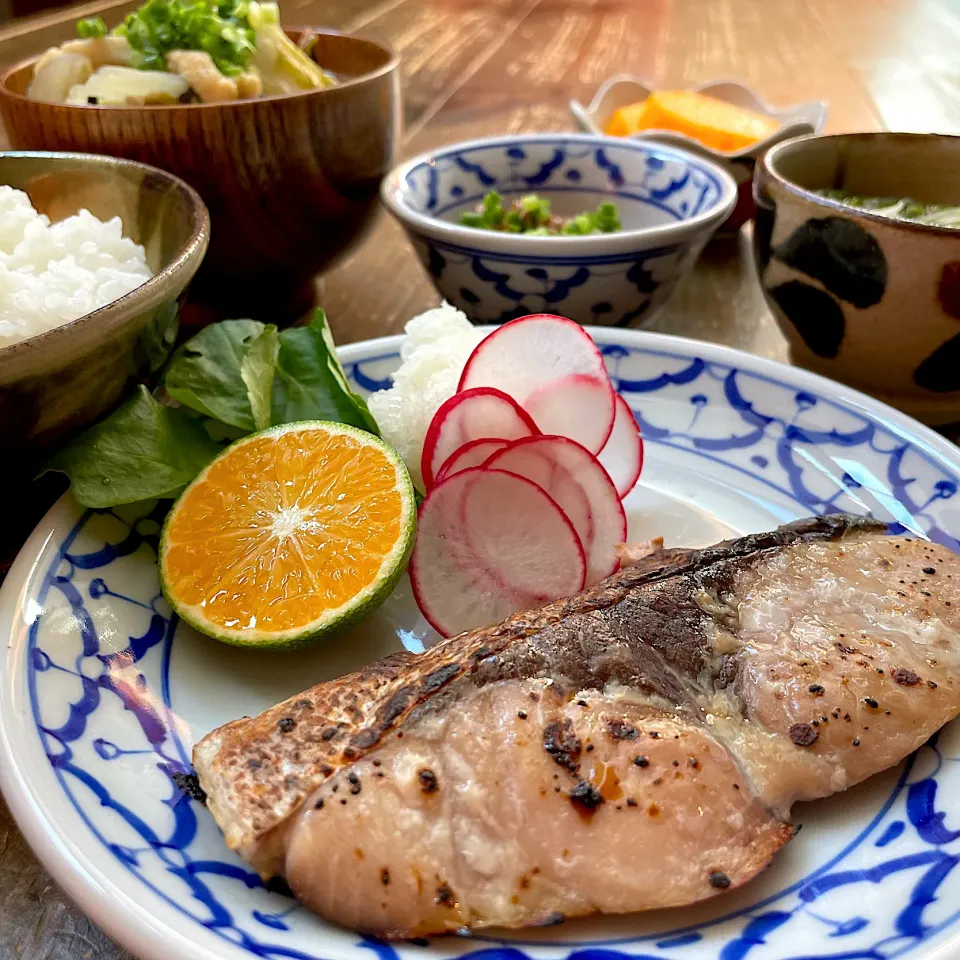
[{"left": 193, "top": 515, "right": 960, "bottom": 936}]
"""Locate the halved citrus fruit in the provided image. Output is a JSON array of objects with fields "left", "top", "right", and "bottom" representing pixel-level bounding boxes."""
[{"left": 159, "top": 421, "right": 416, "bottom": 648}]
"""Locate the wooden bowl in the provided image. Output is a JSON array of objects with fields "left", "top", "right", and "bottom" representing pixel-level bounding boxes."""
[{"left": 0, "top": 31, "right": 400, "bottom": 322}]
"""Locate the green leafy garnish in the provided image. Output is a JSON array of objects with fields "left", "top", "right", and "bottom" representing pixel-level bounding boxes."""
[
  {"left": 460, "top": 191, "right": 621, "bottom": 236},
  {"left": 241, "top": 324, "right": 279, "bottom": 431},
  {"left": 165, "top": 319, "right": 268, "bottom": 431},
  {"left": 77, "top": 16, "right": 108, "bottom": 38},
  {"left": 44, "top": 386, "right": 222, "bottom": 508},
  {"left": 44, "top": 310, "right": 380, "bottom": 508},
  {"left": 272, "top": 311, "right": 379, "bottom": 435},
  {"left": 110, "top": 0, "right": 257, "bottom": 77},
  {"left": 562, "top": 201, "right": 620, "bottom": 235}
]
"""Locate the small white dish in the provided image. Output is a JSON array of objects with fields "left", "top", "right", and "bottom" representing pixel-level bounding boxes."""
[
  {"left": 570, "top": 76, "right": 828, "bottom": 162},
  {"left": 2, "top": 327, "right": 960, "bottom": 960}
]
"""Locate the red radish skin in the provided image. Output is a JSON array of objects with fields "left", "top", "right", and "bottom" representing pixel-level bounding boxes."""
[
  {"left": 420, "top": 387, "right": 539, "bottom": 489},
  {"left": 522, "top": 373, "right": 616, "bottom": 454},
  {"left": 457, "top": 314, "right": 616, "bottom": 454},
  {"left": 410, "top": 468, "right": 587, "bottom": 638},
  {"left": 598, "top": 394, "right": 645, "bottom": 498},
  {"left": 485, "top": 435, "right": 626, "bottom": 585},
  {"left": 434, "top": 439, "right": 510, "bottom": 485}
]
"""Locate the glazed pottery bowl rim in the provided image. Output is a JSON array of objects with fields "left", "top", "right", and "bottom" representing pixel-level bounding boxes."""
[
  {"left": 381, "top": 132, "right": 739, "bottom": 255},
  {"left": 759, "top": 131, "right": 960, "bottom": 239},
  {"left": 0, "top": 27, "right": 400, "bottom": 112},
  {"left": 0, "top": 150, "right": 209, "bottom": 369}
]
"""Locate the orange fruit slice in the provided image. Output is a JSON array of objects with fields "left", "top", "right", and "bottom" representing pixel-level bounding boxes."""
[{"left": 159, "top": 421, "right": 416, "bottom": 648}]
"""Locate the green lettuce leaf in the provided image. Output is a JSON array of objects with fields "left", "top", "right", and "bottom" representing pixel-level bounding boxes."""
[
  {"left": 240, "top": 324, "right": 279, "bottom": 431},
  {"left": 272, "top": 310, "right": 380, "bottom": 435},
  {"left": 43, "top": 386, "right": 222, "bottom": 508},
  {"left": 44, "top": 309, "right": 381, "bottom": 511},
  {"left": 165, "top": 319, "right": 267, "bottom": 431}
]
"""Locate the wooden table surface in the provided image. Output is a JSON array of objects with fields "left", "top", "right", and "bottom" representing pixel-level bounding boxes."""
[{"left": 2, "top": 0, "right": 960, "bottom": 956}]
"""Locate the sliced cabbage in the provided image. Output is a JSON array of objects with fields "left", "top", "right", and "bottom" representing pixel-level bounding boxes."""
[
  {"left": 65, "top": 65, "right": 189, "bottom": 106},
  {"left": 28, "top": 53, "right": 94, "bottom": 103},
  {"left": 246, "top": 2, "right": 336, "bottom": 96}
]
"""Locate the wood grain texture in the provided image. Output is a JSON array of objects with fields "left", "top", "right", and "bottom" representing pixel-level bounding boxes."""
[
  {"left": 0, "top": 30, "right": 400, "bottom": 320},
  {"left": 2, "top": 0, "right": 960, "bottom": 956}
]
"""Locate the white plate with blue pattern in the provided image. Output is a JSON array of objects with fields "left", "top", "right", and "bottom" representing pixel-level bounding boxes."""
[{"left": 2, "top": 327, "right": 960, "bottom": 960}]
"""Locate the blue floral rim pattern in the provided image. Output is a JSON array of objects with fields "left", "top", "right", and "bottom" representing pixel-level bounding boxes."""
[
  {"left": 20, "top": 335, "right": 960, "bottom": 960},
  {"left": 400, "top": 138, "right": 728, "bottom": 222}
]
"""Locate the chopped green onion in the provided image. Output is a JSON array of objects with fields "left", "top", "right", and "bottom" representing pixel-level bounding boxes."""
[
  {"left": 112, "top": 0, "right": 256, "bottom": 77},
  {"left": 460, "top": 191, "right": 621, "bottom": 235},
  {"left": 76, "top": 16, "right": 108, "bottom": 38}
]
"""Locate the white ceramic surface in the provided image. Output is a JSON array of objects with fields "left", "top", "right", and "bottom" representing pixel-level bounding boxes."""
[
  {"left": 2, "top": 328, "right": 960, "bottom": 960},
  {"left": 569, "top": 77, "right": 828, "bottom": 162}
]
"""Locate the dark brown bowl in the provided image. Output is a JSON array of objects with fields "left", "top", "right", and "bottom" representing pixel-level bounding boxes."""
[
  {"left": 0, "top": 31, "right": 400, "bottom": 322},
  {"left": 0, "top": 151, "right": 209, "bottom": 463}
]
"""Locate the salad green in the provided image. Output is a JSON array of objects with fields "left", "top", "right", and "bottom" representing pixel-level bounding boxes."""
[
  {"left": 164, "top": 319, "right": 276, "bottom": 431},
  {"left": 271, "top": 319, "right": 379, "bottom": 433},
  {"left": 460, "top": 191, "right": 621, "bottom": 236},
  {"left": 45, "top": 310, "right": 379, "bottom": 508},
  {"left": 45, "top": 387, "right": 223, "bottom": 508}
]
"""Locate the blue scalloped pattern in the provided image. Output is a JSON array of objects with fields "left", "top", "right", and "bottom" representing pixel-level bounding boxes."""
[
  {"left": 25, "top": 340, "right": 960, "bottom": 960},
  {"left": 402, "top": 140, "right": 723, "bottom": 220}
]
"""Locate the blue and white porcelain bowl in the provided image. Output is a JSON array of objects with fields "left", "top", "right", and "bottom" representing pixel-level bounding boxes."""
[{"left": 380, "top": 134, "right": 738, "bottom": 326}]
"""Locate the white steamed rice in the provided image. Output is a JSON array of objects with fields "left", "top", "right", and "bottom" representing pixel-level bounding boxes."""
[
  {"left": 0, "top": 185, "right": 153, "bottom": 347},
  {"left": 367, "top": 302, "right": 485, "bottom": 490}
]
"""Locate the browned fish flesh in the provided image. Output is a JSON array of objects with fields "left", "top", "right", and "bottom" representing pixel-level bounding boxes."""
[{"left": 193, "top": 515, "right": 960, "bottom": 937}]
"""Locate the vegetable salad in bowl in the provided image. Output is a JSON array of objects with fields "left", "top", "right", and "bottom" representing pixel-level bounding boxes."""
[{"left": 28, "top": 0, "right": 336, "bottom": 105}]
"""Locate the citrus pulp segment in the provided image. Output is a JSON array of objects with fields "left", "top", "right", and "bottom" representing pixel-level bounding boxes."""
[{"left": 159, "top": 421, "right": 416, "bottom": 648}]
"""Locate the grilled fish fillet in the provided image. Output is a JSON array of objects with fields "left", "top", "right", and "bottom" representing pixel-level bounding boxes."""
[{"left": 194, "top": 515, "right": 960, "bottom": 936}]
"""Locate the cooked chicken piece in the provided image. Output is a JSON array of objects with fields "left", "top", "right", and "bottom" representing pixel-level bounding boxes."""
[
  {"left": 35, "top": 36, "right": 133, "bottom": 73},
  {"left": 236, "top": 70, "right": 263, "bottom": 99},
  {"left": 166, "top": 49, "right": 238, "bottom": 102},
  {"left": 195, "top": 515, "right": 960, "bottom": 936}
]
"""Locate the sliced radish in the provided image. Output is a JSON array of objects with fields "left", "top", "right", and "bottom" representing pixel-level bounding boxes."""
[
  {"left": 435, "top": 438, "right": 510, "bottom": 484},
  {"left": 420, "top": 387, "right": 539, "bottom": 489},
  {"left": 485, "top": 435, "right": 626, "bottom": 584},
  {"left": 482, "top": 439, "right": 593, "bottom": 554},
  {"left": 410, "top": 469, "right": 586, "bottom": 638},
  {"left": 457, "top": 314, "right": 616, "bottom": 453},
  {"left": 598, "top": 394, "right": 644, "bottom": 498},
  {"left": 522, "top": 374, "right": 617, "bottom": 455}
]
